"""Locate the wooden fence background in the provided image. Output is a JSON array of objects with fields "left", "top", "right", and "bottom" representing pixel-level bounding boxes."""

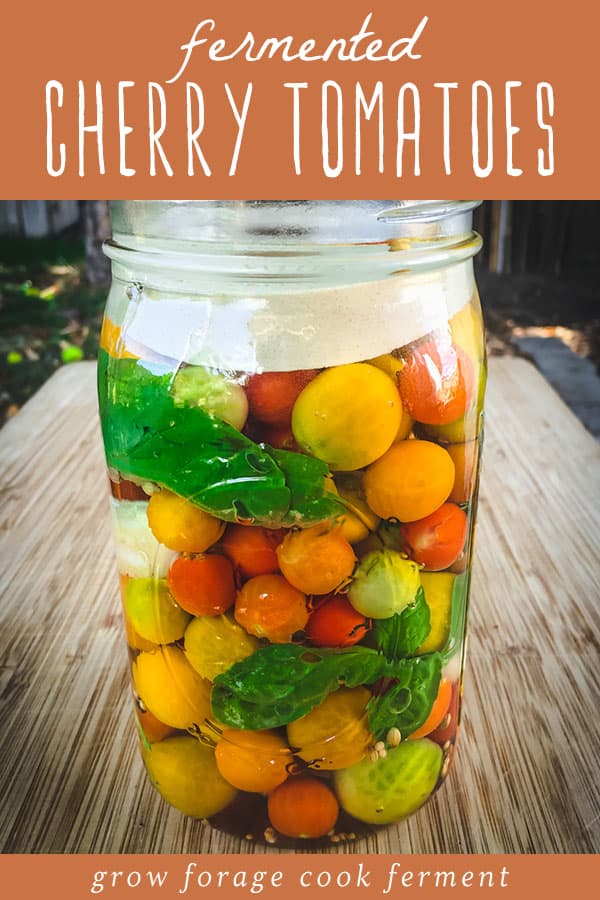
[
  {"left": 1, "top": 200, "right": 598, "bottom": 278},
  {"left": 0, "top": 200, "right": 80, "bottom": 238}
]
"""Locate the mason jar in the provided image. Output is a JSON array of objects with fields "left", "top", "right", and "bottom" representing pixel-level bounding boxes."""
[{"left": 98, "top": 200, "right": 485, "bottom": 848}]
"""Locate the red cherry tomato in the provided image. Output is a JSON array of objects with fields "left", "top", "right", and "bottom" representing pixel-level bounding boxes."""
[
  {"left": 261, "top": 424, "right": 299, "bottom": 451},
  {"left": 221, "top": 525, "right": 284, "bottom": 579},
  {"left": 167, "top": 554, "right": 236, "bottom": 616},
  {"left": 400, "top": 502, "right": 468, "bottom": 571},
  {"left": 268, "top": 777, "right": 339, "bottom": 838},
  {"left": 399, "top": 340, "right": 474, "bottom": 425},
  {"left": 246, "top": 370, "right": 318, "bottom": 426},
  {"left": 306, "top": 594, "right": 371, "bottom": 648}
]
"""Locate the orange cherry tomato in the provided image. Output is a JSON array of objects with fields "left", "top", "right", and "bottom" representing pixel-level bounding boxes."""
[
  {"left": 409, "top": 678, "right": 452, "bottom": 739},
  {"left": 306, "top": 595, "right": 371, "bottom": 648},
  {"left": 447, "top": 440, "right": 479, "bottom": 504},
  {"left": 221, "top": 525, "right": 284, "bottom": 579},
  {"left": 246, "top": 370, "right": 318, "bottom": 426},
  {"left": 364, "top": 440, "right": 455, "bottom": 523},
  {"left": 276, "top": 523, "right": 356, "bottom": 595},
  {"left": 399, "top": 340, "right": 474, "bottom": 425},
  {"left": 167, "top": 554, "right": 236, "bottom": 616},
  {"left": 137, "top": 708, "right": 176, "bottom": 744},
  {"left": 235, "top": 574, "right": 308, "bottom": 643},
  {"left": 215, "top": 729, "right": 291, "bottom": 793},
  {"left": 430, "top": 680, "right": 460, "bottom": 745},
  {"left": 400, "top": 503, "right": 468, "bottom": 571},
  {"left": 267, "top": 777, "right": 339, "bottom": 838}
]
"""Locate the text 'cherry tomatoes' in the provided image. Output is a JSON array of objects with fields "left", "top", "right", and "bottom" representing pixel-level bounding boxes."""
[
  {"left": 235, "top": 574, "right": 309, "bottom": 643},
  {"left": 167, "top": 554, "right": 236, "bottom": 616},
  {"left": 399, "top": 340, "right": 474, "bottom": 426},
  {"left": 306, "top": 594, "right": 371, "bottom": 648}
]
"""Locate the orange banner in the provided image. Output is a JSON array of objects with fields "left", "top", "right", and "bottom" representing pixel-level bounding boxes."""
[
  {"left": 0, "top": 0, "right": 598, "bottom": 197},
  {"left": 1, "top": 853, "right": 598, "bottom": 899}
]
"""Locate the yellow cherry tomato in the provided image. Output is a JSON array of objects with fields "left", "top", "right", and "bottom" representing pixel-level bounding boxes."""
[
  {"left": 144, "top": 736, "right": 237, "bottom": 818},
  {"left": 417, "top": 571, "right": 455, "bottom": 654},
  {"left": 364, "top": 440, "right": 455, "bottom": 522},
  {"left": 367, "top": 355, "right": 414, "bottom": 442},
  {"left": 133, "top": 645, "right": 213, "bottom": 731},
  {"left": 287, "top": 686, "right": 372, "bottom": 770},
  {"left": 291, "top": 363, "right": 402, "bottom": 470},
  {"left": 333, "top": 474, "right": 380, "bottom": 544},
  {"left": 147, "top": 490, "right": 225, "bottom": 552},
  {"left": 215, "top": 729, "right": 292, "bottom": 793}
]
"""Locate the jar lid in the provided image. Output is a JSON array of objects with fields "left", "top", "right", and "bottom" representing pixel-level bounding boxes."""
[{"left": 110, "top": 200, "right": 481, "bottom": 247}]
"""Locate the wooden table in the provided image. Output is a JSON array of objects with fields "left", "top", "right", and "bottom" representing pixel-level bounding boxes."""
[{"left": 1, "top": 358, "right": 599, "bottom": 855}]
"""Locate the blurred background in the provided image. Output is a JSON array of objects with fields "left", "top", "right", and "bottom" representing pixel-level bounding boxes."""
[{"left": 0, "top": 200, "right": 598, "bottom": 435}]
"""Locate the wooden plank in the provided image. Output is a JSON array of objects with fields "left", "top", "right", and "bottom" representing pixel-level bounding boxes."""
[{"left": 0, "top": 359, "right": 599, "bottom": 854}]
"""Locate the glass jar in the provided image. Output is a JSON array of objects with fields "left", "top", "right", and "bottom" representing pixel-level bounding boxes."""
[{"left": 98, "top": 200, "right": 485, "bottom": 848}]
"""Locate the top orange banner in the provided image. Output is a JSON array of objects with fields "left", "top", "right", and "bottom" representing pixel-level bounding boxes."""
[{"left": 0, "top": 0, "right": 597, "bottom": 198}]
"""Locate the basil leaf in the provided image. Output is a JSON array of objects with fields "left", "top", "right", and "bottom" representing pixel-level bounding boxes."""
[
  {"left": 211, "top": 644, "right": 392, "bottom": 730},
  {"left": 373, "top": 587, "right": 431, "bottom": 660},
  {"left": 98, "top": 350, "right": 342, "bottom": 528},
  {"left": 367, "top": 653, "right": 442, "bottom": 742}
]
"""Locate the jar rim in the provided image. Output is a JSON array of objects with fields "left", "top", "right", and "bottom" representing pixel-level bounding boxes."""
[{"left": 109, "top": 200, "right": 481, "bottom": 247}]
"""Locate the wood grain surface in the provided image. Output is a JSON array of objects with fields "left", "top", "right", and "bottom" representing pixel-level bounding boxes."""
[{"left": 0, "top": 358, "right": 599, "bottom": 855}]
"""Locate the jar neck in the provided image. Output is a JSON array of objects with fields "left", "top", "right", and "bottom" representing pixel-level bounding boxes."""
[{"left": 104, "top": 200, "right": 482, "bottom": 294}]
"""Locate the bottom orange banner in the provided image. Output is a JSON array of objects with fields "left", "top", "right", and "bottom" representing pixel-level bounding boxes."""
[{"left": 0, "top": 854, "right": 597, "bottom": 900}]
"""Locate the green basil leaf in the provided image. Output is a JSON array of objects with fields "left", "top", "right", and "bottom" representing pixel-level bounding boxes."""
[
  {"left": 367, "top": 653, "right": 443, "bottom": 742},
  {"left": 211, "top": 644, "right": 392, "bottom": 730},
  {"left": 373, "top": 587, "right": 431, "bottom": 660},
  {"left": 98, "top": 350, "right": 342, "bottom": 528}
]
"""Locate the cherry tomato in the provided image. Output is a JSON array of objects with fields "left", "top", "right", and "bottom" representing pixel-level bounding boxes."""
[
  {"left": 100, "top": 317, "right": 137, "bottom": 359},
  {"left": 136, "top": 708, "right": 176, "bottom": 744},
  {"left": 400, "top": 503, "right": 467, "bottom": 571},
  {"left": 287, "top": 687, "right": 372, "bottom": 770},
  {"left": 447, "top": 440, "right": 479, "bottom": 504},
  {"left": 167, "top": 554, "right": 236, "bottom": 616},
  {"left": 429, "top": 680, "right": 460, "bottom": 745},
  {"left": 267, "top": 777, "right": 339, "bottom": 838},
  {"left": 147, "top": 490, "right": 224, "bottom": 553},
  {"left": 215, "top": 729, "right": 291, "bottom": 793},
  {"left": 399, "top": 339, "right": 474, "bottom": 425},
  {"left": 409, "top": 678, "right": 452, "bottom": 739},
  {"left": 292, "top": 363, "right": 401, "bottom": 471},
  {"left": 260, "top": 424, "right": 299, "bottom": 451},
  {"left": 364, "top": 440, "right": 455, "bottom": 523},
  {"left": 246, "top": 369, "right": 318, "bottom": 426},
  {"left": 306, "top": 595, "right": 371, "bottom": 648},
  {"left": 276, "top": 523, "right": 356, "bottom": 595},
  {"left": 221, "top": 525, "right": 284, "bottom": 579},
  {"left": 235, "top": 574, "right": 308, "bottom": 643}
]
